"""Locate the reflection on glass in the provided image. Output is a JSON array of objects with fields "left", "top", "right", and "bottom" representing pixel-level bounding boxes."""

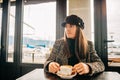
[
  {"left": 107, "top": 0, "right": 120, "bottom": 66},
  {"left": 22, "top": 2, "right": 56, "bottom": 64},
  {"left": 7, "top": 6, "right": 15, "bottom": 62}
]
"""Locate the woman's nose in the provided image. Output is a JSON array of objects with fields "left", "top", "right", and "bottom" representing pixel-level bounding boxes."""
[
  {"left": 66, "top": 28, "right": 70, "bottom": 33},
  {"left": 66, "top": 27, "right": 71, "bottom": 31}
]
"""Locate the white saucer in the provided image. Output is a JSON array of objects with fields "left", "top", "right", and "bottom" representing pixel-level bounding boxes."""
[{"left": 56, "top": 71, "right": 77, "bottom": 79}]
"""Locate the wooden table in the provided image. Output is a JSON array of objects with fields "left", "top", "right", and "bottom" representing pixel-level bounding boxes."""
[{"left": 16, "top": 69, "right": 120, "bottom": 80}]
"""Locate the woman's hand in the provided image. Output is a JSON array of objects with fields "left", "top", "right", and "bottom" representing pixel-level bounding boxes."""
[
  {"left": 73, "top": 62, "right": 90, "bottom": 75},
  {"left": 48, "top": 62, "right": 60, "bottom": 74}
]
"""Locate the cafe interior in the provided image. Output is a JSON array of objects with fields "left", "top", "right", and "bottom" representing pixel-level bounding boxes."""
[{"left": 0, "top": 0, "right": 120, "bottom": 80}]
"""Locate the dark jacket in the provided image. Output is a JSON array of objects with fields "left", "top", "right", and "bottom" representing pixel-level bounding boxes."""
[{"left": 44, "top": 38, "right": 105, "bottom": 76}]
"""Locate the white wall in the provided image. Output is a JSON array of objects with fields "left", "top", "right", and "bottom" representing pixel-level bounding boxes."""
[{"left": 68, "top": 0, "right": 93, "bottom": 41}]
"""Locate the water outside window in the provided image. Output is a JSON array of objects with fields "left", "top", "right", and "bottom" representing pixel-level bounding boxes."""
[{"left": 22, "top": 2, "right": 56, "bottom": 64}]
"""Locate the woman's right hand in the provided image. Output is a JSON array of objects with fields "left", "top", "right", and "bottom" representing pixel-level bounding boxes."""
[{"left": 48, "top": 62, "right": 60, "bottom": 74}]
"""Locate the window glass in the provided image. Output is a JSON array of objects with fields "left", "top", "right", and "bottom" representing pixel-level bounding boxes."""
[
  {"left": 7, "top": 6, "right": 15, "bottom": 62},
  {"left": 107, "top": 0, "right": 120, "bottom": 66},
  {"left": 22, "top": 2, "right": 56, "bottom": 64}
]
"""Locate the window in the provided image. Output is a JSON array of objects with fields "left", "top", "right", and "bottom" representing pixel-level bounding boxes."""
[
  {"left": 7, "top": 6, "right": 15, "bottom": 62},
  {"left": 107, "top": 0, "right": 120, "bottom": 66},
  {"left": 22, "top": 2, "right": 56, "bottom": 64}
]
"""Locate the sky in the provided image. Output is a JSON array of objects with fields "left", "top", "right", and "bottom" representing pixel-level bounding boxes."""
[
  {"left": 7, "top": 2, "right": 56, "bottom": 41},
  {"left": 23, "top": 2, "right": 56, "bottom": 41}
]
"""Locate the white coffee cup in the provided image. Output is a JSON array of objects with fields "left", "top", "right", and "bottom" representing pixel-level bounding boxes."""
[{"left": 59, "top": 65, "right": 73, "bottom": 76}]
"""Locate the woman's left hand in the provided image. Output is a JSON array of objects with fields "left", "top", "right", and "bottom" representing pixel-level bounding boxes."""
[{"left": 73, "top": 62, "right": 90, "bottom": 75}]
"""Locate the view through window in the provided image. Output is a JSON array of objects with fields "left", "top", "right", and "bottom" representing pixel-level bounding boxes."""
[
  {"left": 22, "top": 2, "right": 56, "bottom": 64},
  {"left": 107, "top": 0, "right": 120, "bottom": 66},
  {"left": 7, "top": 6, "right": 15, "bottom": 62}
]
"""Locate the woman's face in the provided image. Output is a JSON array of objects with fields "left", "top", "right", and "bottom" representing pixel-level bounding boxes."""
[{"left": 65, "top": 24, "right": 77, "bottom": 39}]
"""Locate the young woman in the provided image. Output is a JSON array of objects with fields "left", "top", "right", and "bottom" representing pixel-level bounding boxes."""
[{"left": 44, "top": 15, "right": 105, "bottom": 76}]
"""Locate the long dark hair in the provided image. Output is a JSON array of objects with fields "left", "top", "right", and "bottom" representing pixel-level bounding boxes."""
[{"left": 63, "top": 26, "right": 88, "bottom": 61}]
